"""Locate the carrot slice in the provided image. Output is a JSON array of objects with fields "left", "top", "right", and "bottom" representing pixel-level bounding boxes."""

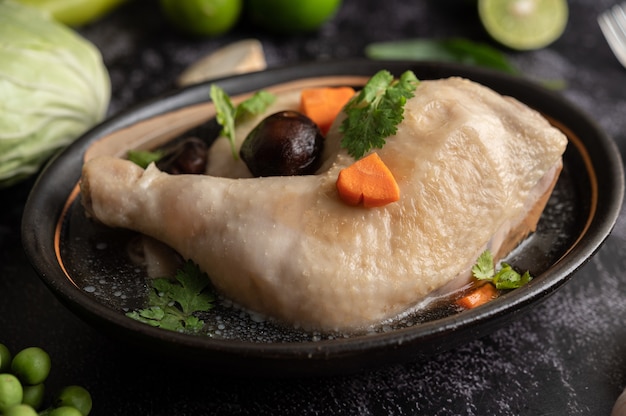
[
  {"left": 300, "top": 87, "right": 355, "bottom": 135},
  {"left": 336, "top": 153, "right": 400, "bottom": 208},
  {"left": 456, "top": 283, "right": 498, "bottom": 309}
]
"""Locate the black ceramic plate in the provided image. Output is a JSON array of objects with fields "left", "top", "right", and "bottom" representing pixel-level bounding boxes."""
[{"left": 22, "top": 60, "right": 624, "bottom": 376}]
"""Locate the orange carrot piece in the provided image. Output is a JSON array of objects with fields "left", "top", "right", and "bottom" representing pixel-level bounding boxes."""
[
  {"left": 300, "top": 87, "right": 355, "bottom": 135},
  {"left": 336, "top": 153, "right": 400, "bottom": 208},
  {"left": 456, "top": 283, "right": 498, "bottom": 309}
]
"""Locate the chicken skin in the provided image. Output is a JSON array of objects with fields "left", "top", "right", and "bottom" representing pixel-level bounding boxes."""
[{"left": 80, "top": 77, "right": 568, "bottom": 331}]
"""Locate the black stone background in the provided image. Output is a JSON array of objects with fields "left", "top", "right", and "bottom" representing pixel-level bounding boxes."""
[{"left": 2, "top": 0, "right": 626, "bottom": 414}]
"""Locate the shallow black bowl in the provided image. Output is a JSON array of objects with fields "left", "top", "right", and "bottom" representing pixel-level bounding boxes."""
[{"left": 21, "top": 60, "right": 624, "bottom": 377}]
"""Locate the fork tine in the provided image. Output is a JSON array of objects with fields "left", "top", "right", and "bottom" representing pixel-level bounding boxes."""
[
  {"left": 612, "top": 4, "right": 626, "bottom": 35},
  {"left": 598, "top": 3, "right": 626, "bottom": 68}
]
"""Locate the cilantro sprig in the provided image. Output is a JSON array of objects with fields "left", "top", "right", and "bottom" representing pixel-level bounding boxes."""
[
  {"left": 339, "top": 70, "right": 419, "bottom": 159},
  {"left": 472, "top": 250, "right": 533, "bottom": 290},
  {"left": 126, "top": 87, "right": 274, "bottom": 167},
  {"left": 127, "top": 149, "right": 165, "bottom": 168},
  {"left": 126, "top": 260, "right": 215, "bottom": 333},
  {"left": 210, "top": 84, "right": 275, "bottom": 160}
]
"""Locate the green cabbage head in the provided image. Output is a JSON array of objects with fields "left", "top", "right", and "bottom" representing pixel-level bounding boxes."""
[{"left": 0, "top": 0, "right": 110, "bottom": 187}]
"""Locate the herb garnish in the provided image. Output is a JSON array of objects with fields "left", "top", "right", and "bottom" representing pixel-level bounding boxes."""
[
  {"left": 472, "top": 250, "right": 532, "bottom": 289},
  {"left": 127, "top": 149, "right": 165, "bottom": 168},
  {"left": 126, "top": 260, "right": 215, "bottom": 333},
  {"left": 235, "top": 90, "right": 276, "bottom": 121},
  {"left": 365, "top": 38, "right": 566, "bottom": 90},
  {"left": 339, "top": 70, "right": 419, "bottom": 160},
  {"left": 210, "top": 84, "right": 276, "bottom": 160},
  {"left": 365, "top": 38, "right": 519, "bottom": 75}
]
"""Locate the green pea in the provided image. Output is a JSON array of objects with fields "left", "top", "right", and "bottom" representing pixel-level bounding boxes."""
[
  {"left": 11, "top": 347, "right": 51, "bottom": 385},
  {"left": 0, "top": 343, "right": 11, "bottom": 373},
  {"left": 3, "top": 403, "right": 39, "bottom": 416},
  {"left": 0, "top": 373, "right": 23, "bottom": 412},
  {"left": 22, "top": 383, "right": 45, "bottom": 410},
  {"left": 53, "top": 385, "right": 92, "bottom": 416},
  {"left": 48, "top": 406, "right": 83, "bottom": 416}
]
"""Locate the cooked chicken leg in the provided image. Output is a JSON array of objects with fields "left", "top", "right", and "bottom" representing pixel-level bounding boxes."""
[{"left": 80, "top": 77, "right": 568, "bottom": 331}]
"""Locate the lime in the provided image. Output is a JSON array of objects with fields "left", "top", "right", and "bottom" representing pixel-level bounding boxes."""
[
  {"left": 15, "top": 0, "right": 127, "bottom": 27},
  {"left": 247, "top": 0, "right": 342, "bottom": 34},
  {"left": 160, "top": 0, "right": 242, "bottom": 37},
  {"left": 478, "top": 0, "right": 568, "bottom": 50}
]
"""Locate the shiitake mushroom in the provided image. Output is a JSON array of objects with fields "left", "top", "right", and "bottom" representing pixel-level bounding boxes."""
[
  {"left": 157, "top": 137, "right": 208, "bottom": 175},
  {"left": 240, "top": 111, "right": 324, "bottom": 177}
]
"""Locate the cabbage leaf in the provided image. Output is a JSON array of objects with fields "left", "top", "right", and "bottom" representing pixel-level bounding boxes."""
[{"left": 0, "top": 0, "right": 110, "bottom": 187}]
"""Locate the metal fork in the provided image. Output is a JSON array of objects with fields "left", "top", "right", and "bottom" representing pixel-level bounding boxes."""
[{"left": 598, "top": 3, "right": 626, "bottom": 68}]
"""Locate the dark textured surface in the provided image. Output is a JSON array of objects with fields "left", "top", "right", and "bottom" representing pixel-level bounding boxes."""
[{"left": 2, "top": 0, "right": 626, "bottom": 414}]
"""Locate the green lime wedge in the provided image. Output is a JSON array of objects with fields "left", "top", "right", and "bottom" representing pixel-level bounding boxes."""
[{"left": 478, "top": 0, "right": 568, "bottom": 50}]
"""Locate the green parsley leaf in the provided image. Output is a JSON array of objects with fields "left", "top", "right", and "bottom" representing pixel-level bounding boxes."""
[
  {"left": 156, "top": 261, "right": 215, "bottom": 315},
  {"left": 211, "top": 84, "right": 237, "bottom": 159},
  {"left": 471, "top": 249, "right": 533, "bottom": 290},
  {"left": 127, "top": 149, "right": 165, "bottom": 168},
  {"left": 126, "top": 260, "right": 215, "bottom": 333},
  {"left": 492, "top": 264, "right": 533, "bottom": 290},
  {"left": 210, "top": 84, "right": 276, "bottom": 160},
  {"left": 127, "top": 306, "right": 164, "bottom": 326},
  {"left": 471, "top": 250, "right": 495, "bottom": 280},
  {"left": 339, "top": 70, "right": 419, "bottom": 159},
  {"left": 235, "top": 90, "right": 276, "bottom": 123}
]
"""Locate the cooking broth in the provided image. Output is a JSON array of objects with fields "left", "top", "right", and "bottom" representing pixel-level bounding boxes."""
[{"left": 58, "top": 155, "right": 580, "bottom": 342}]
